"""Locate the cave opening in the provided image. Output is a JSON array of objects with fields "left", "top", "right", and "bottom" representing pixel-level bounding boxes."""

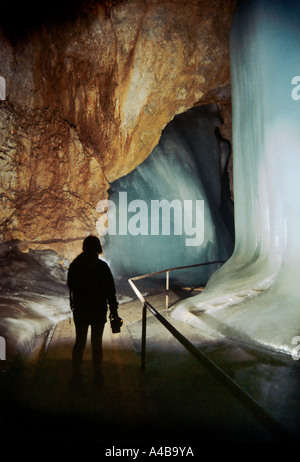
[{"left": 100, "top": 103, "right": 235, "bottom": 294}]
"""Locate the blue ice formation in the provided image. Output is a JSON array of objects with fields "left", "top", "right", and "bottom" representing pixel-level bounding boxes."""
[
  {"left": 171, "top": 0, "right": 300, "bottom": 356},
  {"left": 100, "top": 105, "right": 234, "bottom": 286}
]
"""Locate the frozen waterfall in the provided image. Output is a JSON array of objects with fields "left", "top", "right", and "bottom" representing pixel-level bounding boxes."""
[{"left": 171, "top": 0, "right": 300, "bottom": 356}]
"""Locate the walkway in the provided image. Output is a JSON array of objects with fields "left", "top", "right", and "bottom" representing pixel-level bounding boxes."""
[{"left": 1, "top": 291, "right": 299, "bottom": 443}]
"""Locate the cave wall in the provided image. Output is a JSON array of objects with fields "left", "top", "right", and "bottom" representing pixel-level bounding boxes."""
[{"left": 0, "top": 0, "right": 236, "bottom": 260}]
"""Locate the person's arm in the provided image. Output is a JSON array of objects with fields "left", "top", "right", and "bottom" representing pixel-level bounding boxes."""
[
  {"left": 69, "top": 290, "right": 74, "bottom": 311},
  {"left": 67, "top": 264, "right": 75, "bottom": 311},
  {"left": 104, "top": 264, "right": 119, "bottom": 318}
]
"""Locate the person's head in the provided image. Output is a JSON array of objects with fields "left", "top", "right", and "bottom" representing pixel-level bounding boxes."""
[{"left": 82, "top": 235, "right": 102, "bottom": 254}]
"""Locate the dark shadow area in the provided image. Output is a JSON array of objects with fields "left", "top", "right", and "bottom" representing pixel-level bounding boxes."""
[
  {"left": 0, "top": 349, "right": 277, "bottom": 443},
  {"left": 0, "top": 0, "right": 126, "bottom": 45},
  {"left": 128, "top": 315, "right": 300, "bottom": 442},
  {"left": 1, "top": 313, "right": 299, "bottom": 444}
]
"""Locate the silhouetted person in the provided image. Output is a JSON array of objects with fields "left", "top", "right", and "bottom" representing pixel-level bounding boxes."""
[{"left": 67, "top": 235, "right": 119, "bottom": 386}]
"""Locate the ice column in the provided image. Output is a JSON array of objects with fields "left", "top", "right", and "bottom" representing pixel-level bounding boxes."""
[{"left": 171, "top": 0, "right": 300, "bottom": 355}]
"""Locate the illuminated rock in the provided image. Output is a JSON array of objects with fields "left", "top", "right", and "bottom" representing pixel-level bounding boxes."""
[{"left": 0, "top": 0, "right": 235, "bottom": 259}]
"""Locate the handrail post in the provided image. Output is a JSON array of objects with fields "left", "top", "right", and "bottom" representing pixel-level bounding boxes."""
[
  {"left": 141, "top": 302, "right": 147, "bottom": 370},
  {"left": 166, "top": 270, "right": 169, "bottom": 311}
]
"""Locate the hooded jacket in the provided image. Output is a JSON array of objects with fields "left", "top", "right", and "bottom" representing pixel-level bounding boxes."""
[{"left": 67, "top": 251, "right": 118, "bottom": 323}]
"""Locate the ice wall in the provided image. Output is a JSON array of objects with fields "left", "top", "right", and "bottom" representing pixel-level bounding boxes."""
[
  {"left": 171, "top": 0, "right": 300, "bottom": 355},
  {"left": 0, "top": 242, "right": 70, "bottom": 366},
  {"left": 101, "top": 105, "right": 234, "bottom": 286}
]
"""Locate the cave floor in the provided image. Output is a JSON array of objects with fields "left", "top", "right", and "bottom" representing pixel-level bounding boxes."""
[{"left": 1, "top": 291, "right": 299, "bottom": 444}]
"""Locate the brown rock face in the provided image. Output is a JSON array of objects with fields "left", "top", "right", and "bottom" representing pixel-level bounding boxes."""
[{"left": 0, "top": 0, "right": 236, "bottom": 260}]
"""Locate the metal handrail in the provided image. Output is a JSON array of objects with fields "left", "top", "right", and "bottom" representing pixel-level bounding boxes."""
[
  {"left": 128, "top": 260, "right": 224, "bottom": 370},
  {"left": 128, "top": 261, "right": 291, "bottom": 441},
  {"left": 129, "top": 260, "right": 224, "bottom": 311}
]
